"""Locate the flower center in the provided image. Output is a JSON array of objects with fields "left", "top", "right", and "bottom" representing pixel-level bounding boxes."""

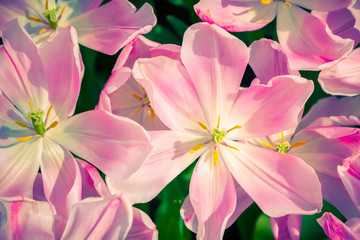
[
  {"left": 262, "top": 131, "right": 307, "bottom": 153},
  {"left": 260, "top": 0, "right": 291, "bottom": 7},
  {"left": 275, "top": 141, "right": 291, "bottom": 153},
  {"left": 131, "top": 92, "right": 156, "bottom": 119},
  {"left": 190, "top": 116, "right": 242, "bottom": 166},
  {"left": 14, "top": 100, "right": 58, "bottom": 141},
  {"left": 212, "top": 128, "right": 227, "bottom": 143},
  {"left": 43, "top": 6, "right": 60, "bottom": 29}
]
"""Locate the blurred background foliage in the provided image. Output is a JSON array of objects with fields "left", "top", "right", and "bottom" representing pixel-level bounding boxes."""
[{"left": 74, "top": 0, "right": 339, "bottom": 239}]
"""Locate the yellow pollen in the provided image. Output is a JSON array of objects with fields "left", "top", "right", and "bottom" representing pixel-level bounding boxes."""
[
  {"left": 45, "top": 0, "right": 49, "bottom": 10},
  {"left": 60, "top": 6, "right": 66, "bottom": 16},
  {"left": 39, "top": 28, "right": 47, "bottom": 34},
  {"left": 131, "top": 93, "right": 142, "bottom": 100},
  {"left": 29, "top": 15, "right": 42, "bottom": 22},
  {"left": 198, "top": 121, "right": 209, "bottom": 131},
  {"left": 285, "top": 1, "right": 291, "bottom": 7},
  {"left": 263, "top": 142, "right": 274, "bottom": 148},
  {"left": 217, "top": 116, "right": 220, "bottom": 128},
  {"left": 134, "top": 106, "right": 143, "bottom": 115},
  {"left": 14, "top": 121, "right": 27, "bottom": 128},
  {"left": 260, "top": 0, "right": 271, "bottom": 4},
  {"left": 281, "top": 132, "right": 284, "bottom": 142},
  {"left": 150, "top": 108, "right": 155, "bottom": 119},
  {"left": 29, "top": 100, "right": 34, "bottom": 112},
  {"left": 17, "top": 136, "right": 33, "bottom": 142},
  {"left": 49, "top": 121, "right": 58, "bottom": 128},
  {"left": 291, "top": 141, "right": 307, "bottom": 148},
  {"left": 213, "top": 149, "right": 219, "bottom": 166},
  {"left": 46, "top": 104, "right": 54, "bottom": 119},
  {"left": 227, "top": 125, "right": 242, "bottom": 132},
  {"left": 190, "top": 143, "right": 204, "bottom": 154},
  {"left": 225, "top": 144, "right": 240, "bottom": 151}
]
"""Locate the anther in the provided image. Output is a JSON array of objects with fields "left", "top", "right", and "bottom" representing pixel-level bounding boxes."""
[
  {"left": 14, "top": 121, "right": 27, "bottom": 128},
  {"left": 46, "top": 104, "right": 54, "bottom": 119},
  {"left": 281, "top": 132, "right": 284, "bottom": 143},
  {"left": 198, "top": 121, "right": 209, "bottom": 131},
  {"left": 45, "top": 0, "right": 49, "bottom": 10},
  {"left": 150, "top": 108, "right": 155, "bottom": 119},
  {"left": 285, "top": 1, "right": 291, "bottom": 7},
  {"left": 29, "top": 100, "right": 34, "bottom": 112},
  {"left": 190, "top": 143, "right": 204, "bottom": 154},
  {"left": 134, "top": 106, "right": 143, "bottom": 115},
  {"left": 29, "top": 16, "right": 42, "bottom": 22},
  {"left": 260, "top": 0, "right": 271, "bottom": 4},
  {"left": 227, "top": 125, "right": 242, "bottom": 132},
  {"left": 59, "top": 6, "right": 66, "bottom": 18},
  {"left": 49, "top": 121, "right": 58, "bottom": 128},
  {"left": 39, "top": 28, "right": 47, "bottom": 34},
  {"left": 224, "top": 144, "right": 239, "bottom": 151},
  {"left": 213, "top": 149, "right": 219, "bottom": 166},
  {"left": 131, "top": 93, "right": 142, "bottom": 100},
  {"left": 17, "top": 136, "right": 33, "bottom": 142},
  {"left": 291, "top": 141, "right": 307, "bottom": 148},
  {"left": 217, "top": 116, "right": 220, "bottom": 128},
  {"left": 263, "top": 142, "right": 274, "bottom": 149}
]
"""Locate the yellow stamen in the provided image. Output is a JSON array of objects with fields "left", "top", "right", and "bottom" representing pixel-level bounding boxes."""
[
  {"left": 150, "top": 108, "right": 155, "bottom": 119},
  {"left": 29, "top": 15, "right": 42, "bottom": 22},
  {"left": 29, "top": 100, "right": 34, "bottom": 112},
  {"left": 190, "top": 143, "right": 204, "bottom": 154},
  {"left": 46, "top": 104, "right": 54, "bottom": 119},
  {"left": 260, "top": 0, "right": 271, "bottom": 4},
  {"left": 39, "top": 28, "right": 47, "bottom": 34},
  {"left": 49, "top": 121, "right": 58, "bottom": 128},
  {"left": 134, "top": 106, "right": 143, "bottom": 115},
  {"left": 14, "top": 121, "right": 27, "bottom": 128},
  {"left": 45, "top": 0, "right": 49, "bottom": 10},
  {"left": 285, "top": 1, "right": 291, "bottom": 7},
  {"left": 213, "top": 149, "right": 219, "bottom": 166},
  {"left": 131, "top": 93, "right": 142, "bottom": 100},
  {"left": 291, "top": 141, "right": 307, "bottom": 148},
  {"left": 17, "top": 136, "right": 32, "bottom": 142},
  {"left": 227, "top": 125, "right": 242, "bottom": 132},
  {"left": 225, "top": 145, "right": 240, "bottom": 151},
  {"left": 60, "top": 6, "right": 66, "bottom": 16},
  {"left": 263, "top": 142, "right": 274, "bottom": 149},
  {"left": 198, "top": 121, "right": 209, "bottom": 131},
  {"left": 281, "top": 132, "right": 284, "bottom": 143},
  {"left": 217, "top": 116, "right": 220, "bottom": 128}
]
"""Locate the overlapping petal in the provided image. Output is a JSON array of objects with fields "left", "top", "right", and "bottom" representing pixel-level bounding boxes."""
[
  {"left": 126, "top": 208, "right": 158, "bottom": 240},
  {"left": 290, "top": 0, "right": 352, "bottom": 11},
  {"left": 189, "top": 149, "right": 237, "bottom": 240},
  {"left": 277, "top": 4, "right": 354, "bottom": 70},
  {"left": 48, "top": 110, "right": 152, "bottom": 179},
  {"left": 221, "top": 142, "right": 322, "bottom": 217},
  {"left": 270, "top": 215, "right": 302, "bottom": 240},
  {"left": 181, "top": 23, "right": 249, "bottom": 127},
  {"left": 68, "top": 0, "right": 156, "bottom": 54},
  {"left": 107, "top": 130, "right": 207, "bottom": 203},
  {"left": 318, "top": 212, "right": 360, "bottom": 240}
]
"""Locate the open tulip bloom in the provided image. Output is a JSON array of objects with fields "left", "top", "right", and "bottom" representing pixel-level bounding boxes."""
[
  {"left": 107, "top": 22, "right": 324, "bottom": 239},
  {"left": 194, "top": 0, "right": 354, "bottom": 70},
  {"left": 0, "top": 0, "right": 156, "bottom": 54},
  {"left": 0, "top": 19, "right": 152, "bottom": 218}
]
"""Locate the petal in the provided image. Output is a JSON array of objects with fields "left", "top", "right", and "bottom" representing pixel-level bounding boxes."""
[
  {"left": 313, "top": 7, "right": 360, "bottom": 47},
  {"left": 0, "top": 138, "right": 42, "bottom": 198},
  {"left": 76, "top": 159, "right": 110, "bottom": 198},
  {"left": 270, "top": 215, "right": 302, "bottom": 240},
  {"left": 297, "top": 96, "right": 360, "bottom": 131},
  {"left": 107, "top": 130, "right": 205, "bottom": 203},
  {"left": 189, "top": 149, "right": 237, "bottom": 240},
  {"left": 181, "top": 22, "right": 249, "bottom": 128},
  {"left": 277, "top": 5, "right": 354, "bottom": 70},
  {"left": 317, "top": 212, "right": 360, "bottom": 240},
  {"left": 290, "top": 0, "right": 352, "bottom": 11},
  {"left": 126, "top": 208, "right": 158, "bottom": 240},
  {"left": 40, "top": 137, "right": 82, "bottom": 218},
  {"left": 0, "top": 197, "right": 55, "bottom": 240},
  {"left": 222, "top": 142, "right": 322, "bottom": 217},
  {"left": 1, "top": 19, "right": 49, "bottom": 111},
  {"left": 67, "top": 1, "right": 156, "bottom": 54},
  {"left": 48, "top": 110, "right": 152, "bottom": 179},
  {"left": 227, "top": 76, "right": 313, "bottom": 139},
  {"left": 249, "top": 38, "right": 300, "bottom": 84},
  {"left": 318, "top": 48, "right": 360, "bottom": 96},
  {"left": 0, "top": 0, "right": 27, "bottom": 32},
  {"left": 61, "top": 194, "right": 133, "bottom": 240},
  {"left": 39, "top": 26, "right": 84, "bottom": 122},
  {"left": 338, "top": 160, "right": 360, "bottom": 213},
  {"left": 133, "top": 56, "right": 206, "bottom": 132},
  {"left": 194, "top": 0, "right": 277, "bottom": 32}
]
